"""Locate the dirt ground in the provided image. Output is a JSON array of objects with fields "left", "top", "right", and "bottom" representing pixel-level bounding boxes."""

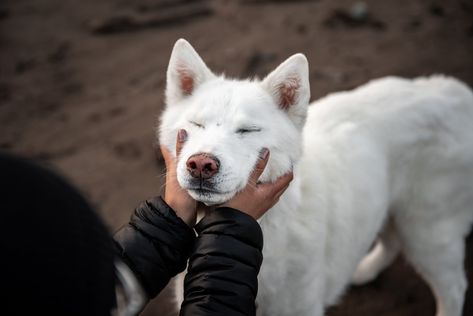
[{"left": 1, "top": 0, "right": 472, "bottom": 315}]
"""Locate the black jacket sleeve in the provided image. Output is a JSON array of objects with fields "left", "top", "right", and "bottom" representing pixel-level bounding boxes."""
[
  {"left": 180, "top": 207, "right": 264, "bottom": 316},
  {"left": 113, "top": 196, "right": 196, "bottom": 299}
]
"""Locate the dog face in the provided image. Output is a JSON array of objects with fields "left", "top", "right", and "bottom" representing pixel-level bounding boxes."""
[{"left": 159, "top": 39, "right": 310, "bottom": 205}]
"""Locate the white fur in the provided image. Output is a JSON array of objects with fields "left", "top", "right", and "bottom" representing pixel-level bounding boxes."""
[{"left": 158, "top": 39, "right": 473, "bottom": 316}]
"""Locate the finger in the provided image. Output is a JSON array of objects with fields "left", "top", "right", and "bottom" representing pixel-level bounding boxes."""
[
  {"left": 259, "top": 171, "right": 293, "bottom": 194},
  {"left": 176, "top": 129, "right": 187, "bottom": 157},
  {"left": 269, "top": 188, "right": 286, "bottom": 207},
  {"left": 160, "top": 144, "right": 172, "bottom": 166},
  {"left": 274, "top": 171, "right": 294, "bottom": 191},
  {"left": 256, "top": 183, "right": 289, "bottom": 211},
  {"left": 249, "top": 148, "right": 270, "bottom": 184},
  {"left": 160, "top": 129, "right": 187, "bottom": 167},
  {"left": 274, "top": 183, "right": 291, "bottom": 199}
]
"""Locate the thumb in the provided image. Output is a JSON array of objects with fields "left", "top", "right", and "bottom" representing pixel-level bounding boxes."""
[
  {"left": 160, "top": 144, "right": 172, "bottom": 166},
  {"left": 159, "top": 129, "right": 187, "bottom": 167},
  {"left": 176, "top": 129, "right": 187, "bottom": 157},
  {"left": 248, "top": 148, "right": 270, "bottom": 185}
]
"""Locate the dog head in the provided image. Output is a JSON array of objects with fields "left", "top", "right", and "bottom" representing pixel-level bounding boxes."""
[{"left": 159, "top": 39, "right": 310, "bottom": 205}]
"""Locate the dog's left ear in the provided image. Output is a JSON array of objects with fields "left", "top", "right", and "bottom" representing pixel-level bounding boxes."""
[
  {"left": 261, "top": 53, "right": 310, "bottom": 129},
  {"left": 166, "top": 39, "right": 215, "bottom": 106}
]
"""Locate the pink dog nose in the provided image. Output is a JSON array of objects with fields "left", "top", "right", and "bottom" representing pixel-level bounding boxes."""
[{"left": 186, "top": 153, "right": 220, "bottom": 179}]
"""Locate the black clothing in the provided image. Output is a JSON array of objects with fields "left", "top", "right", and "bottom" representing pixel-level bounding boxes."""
[
  {"left": 114, "top": 197, "right": 196, "bottom": 298},
  {"left": 114, "top": 199, "right": 264, "bottom": 316},
  {"left": 1, "top": 151, "right": 264, "bottom": 316},
  {"left": 181, "top": 207, "right": 263, "bottom": 316},
  {"left": 1, "top": 152, "right": 117, "bottom": 316}
]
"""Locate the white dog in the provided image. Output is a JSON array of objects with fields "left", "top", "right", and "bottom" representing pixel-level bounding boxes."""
[{"left": 158, "top": 39, "right": 473, "bottom": 316}]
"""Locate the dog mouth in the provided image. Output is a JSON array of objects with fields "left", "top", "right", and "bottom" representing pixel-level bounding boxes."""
[
  {"left": 187, "top": 186, "right": 233, "bottom": 196},
  {"left": 186, "top": 185, "right": 236, "bottom": 205},
  {"left": 187, "top": 178, "right": 218, "bottom": 192},
  {"left": 181, "top": 173, "right": 241, "bottom": 205},
  {"left": 189, "top": 187, "right": 221, "bottom": 195}
]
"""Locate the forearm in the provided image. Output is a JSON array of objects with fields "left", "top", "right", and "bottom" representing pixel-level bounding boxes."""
[
  {"left": 114, "top": 196, "right": 196, "bottom": 299},
  {"left": 180, "top": 207, "right": 263, "bottom": 316}
]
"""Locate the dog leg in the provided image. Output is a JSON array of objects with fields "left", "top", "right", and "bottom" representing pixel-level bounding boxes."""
[
  {"left": 400, "top": 222, "right": 467, "bottom": 316},
  {"left": 352, "top": 219, "right": 400, "bottom": 285}
]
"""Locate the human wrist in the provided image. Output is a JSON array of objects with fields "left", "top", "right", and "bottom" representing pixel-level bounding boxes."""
[
  {"left": 163, "top": 196, "right": 196, "bottom": 227},
  {"left": 174, "top": 208, "right": 196, "bottom": 227},
  {"left": 221, "top": 201, "right": 261, "bottom": 220}
]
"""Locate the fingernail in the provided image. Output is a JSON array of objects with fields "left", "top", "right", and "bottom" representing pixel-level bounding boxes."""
[
  {"left": 178, "top": 129, "right": 187, "bottom": 142},
  {"left": 259, "top": 148, "right": 269, "bottom": 160}
]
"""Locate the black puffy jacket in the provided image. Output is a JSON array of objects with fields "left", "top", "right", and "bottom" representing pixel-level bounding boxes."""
[{"left": 114, "top": 197, "right": 263, "bottom": 316}]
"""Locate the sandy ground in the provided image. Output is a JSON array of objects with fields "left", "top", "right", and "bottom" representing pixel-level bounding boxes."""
[{"left": 1, "top": 0, "right": 472, "bottom": 315}]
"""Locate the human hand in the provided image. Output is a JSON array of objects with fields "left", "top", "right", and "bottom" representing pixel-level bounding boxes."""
[
  {"left": 160, "top": 129, "right": 197, "bottom": 227},
  {"left": 222, "top": 149, "right": 294, "bottom": 220}
]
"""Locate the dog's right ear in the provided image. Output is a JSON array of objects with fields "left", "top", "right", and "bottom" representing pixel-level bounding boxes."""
[{"left": 166, "top": 39, "right": 215, "bottom": 105}]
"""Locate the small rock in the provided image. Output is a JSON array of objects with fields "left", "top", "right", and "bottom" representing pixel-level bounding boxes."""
[
  {"left": 350, "top": 1, "right": 368, "bottom": 21},
  {"left": 15, "top": 58, "right": 36, "bottom": 74},
  {"left": 323, "top": 3, "right": 386, "bottom": 31}
]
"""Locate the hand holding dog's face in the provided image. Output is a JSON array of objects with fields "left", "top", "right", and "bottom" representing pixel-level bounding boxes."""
[
  {"left": 160, "top": 129, "right": 197, "bottom": 227},
  {"left": 222, "top": 148, "right": 294, "bottom": 220},
  {"left": 162, "top": 130, "right": 294, "bottom": 222}
]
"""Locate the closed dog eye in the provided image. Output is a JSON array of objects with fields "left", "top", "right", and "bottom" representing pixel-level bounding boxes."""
[
  {"left": 189, "top": 121, "right": 205, "bottom": 129},
  {"left": 236, "top": 127, "right": 261, "bottom": 134}
]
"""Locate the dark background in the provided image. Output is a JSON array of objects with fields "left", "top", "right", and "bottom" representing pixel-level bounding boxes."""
[{"left": 1, "top": 0, "right": 472, "bottom": 315}]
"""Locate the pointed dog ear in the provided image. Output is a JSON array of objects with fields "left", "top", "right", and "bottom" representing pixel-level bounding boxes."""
[
  {"left": 261, "top": 53, "right": 310, "bottom": 129},
  {"left": 165, "top": 39, "right": 215, "bottom": 106}
]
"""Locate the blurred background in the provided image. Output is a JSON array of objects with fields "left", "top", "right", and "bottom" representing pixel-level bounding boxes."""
[{"left": 1, "top": 0, "right": 472, "bottom": 315}]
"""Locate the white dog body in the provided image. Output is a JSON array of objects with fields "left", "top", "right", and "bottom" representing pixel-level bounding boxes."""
[
  {"left": 159, "top": 39, "right": 473, "bottom": 316},
  {"left": 259, "top": 76, "right": 473, "bottom": 316}
]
